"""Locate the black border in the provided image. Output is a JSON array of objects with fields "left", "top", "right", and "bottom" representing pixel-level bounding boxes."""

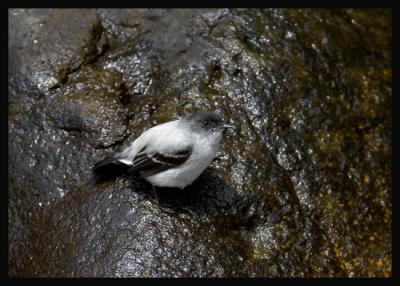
[
  {"left": 4, "top": 0, "right": 398, "bottom": 9},
  {"left": 4, "top": 1, "right": 397, "bottom": 284}
]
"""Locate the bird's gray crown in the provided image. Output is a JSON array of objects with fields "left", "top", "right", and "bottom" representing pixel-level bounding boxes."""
[{"left": 184, "top": 111, "right": 225, "bottom": 132}]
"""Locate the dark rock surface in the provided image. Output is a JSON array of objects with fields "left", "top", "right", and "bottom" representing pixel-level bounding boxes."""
[{"left": 9, "top": 9, "right": 391, "bottom": 277}]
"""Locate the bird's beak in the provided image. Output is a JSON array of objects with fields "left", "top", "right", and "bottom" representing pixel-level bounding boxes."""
[{"left": 220, "top": 124, "right": 235, "bottom": 129}]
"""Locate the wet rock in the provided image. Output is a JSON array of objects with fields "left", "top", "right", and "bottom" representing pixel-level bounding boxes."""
[
  {"left": 9, "top": 9, "right": 391, "bottom": 277},
  {"left": 9, "top": 9, "right": 107, "bottom": 93},
  {"left": 46, "top": 66, "right": 129, "bottom": 148}
]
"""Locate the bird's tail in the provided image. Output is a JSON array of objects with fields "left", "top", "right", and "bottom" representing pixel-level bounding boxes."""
[{"left": 92, "top": 155, "right": 132, "bottom": 177}]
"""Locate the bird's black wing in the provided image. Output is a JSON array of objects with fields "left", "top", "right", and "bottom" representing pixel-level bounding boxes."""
[
  {"left": 129, "top": 147, "right": 192, "bottom": 178},
  {"left": 92, "top": 155, "right": 132, "bottom": 176}
]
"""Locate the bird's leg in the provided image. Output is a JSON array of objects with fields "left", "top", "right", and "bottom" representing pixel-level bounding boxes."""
[
  {"left": 151, "top": 184, "right": 161, "bottom": 206},
  {"left": 212, "top": 156, "right": 222, "bottom": 162},
  {"left": 151, "top": 184, "right": 174, "bottom": 213}
]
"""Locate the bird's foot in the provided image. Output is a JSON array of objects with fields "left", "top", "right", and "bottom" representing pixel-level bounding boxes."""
[{"left": 151, "top": 185, "right": 175, "bottom": 214}]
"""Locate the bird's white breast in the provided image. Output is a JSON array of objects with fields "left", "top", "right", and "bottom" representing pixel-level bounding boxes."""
[{"left": 146, "top": 130, "right": 223, "bottom": 189}]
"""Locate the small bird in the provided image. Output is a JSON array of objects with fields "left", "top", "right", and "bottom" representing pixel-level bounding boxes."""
[{"left": 92, "top": 111, "right": 234, "bottom": 197}]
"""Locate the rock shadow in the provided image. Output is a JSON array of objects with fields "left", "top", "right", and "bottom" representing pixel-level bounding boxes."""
[{"left": 128, "top": 168, "right": 237, "bottom": 216}]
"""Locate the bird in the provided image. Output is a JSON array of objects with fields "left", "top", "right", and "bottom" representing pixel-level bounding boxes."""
[{"left": 92, "top": 111, "right": 234, "bottom": 207}]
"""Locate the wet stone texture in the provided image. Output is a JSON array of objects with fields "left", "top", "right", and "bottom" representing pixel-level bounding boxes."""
[{"left": 8, "top": 9, "right": 391, "bottom": 277}]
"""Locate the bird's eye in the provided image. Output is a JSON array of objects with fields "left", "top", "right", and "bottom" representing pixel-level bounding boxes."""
[{"left": 203, "top": 121, "right": 208, "bottom": 126}]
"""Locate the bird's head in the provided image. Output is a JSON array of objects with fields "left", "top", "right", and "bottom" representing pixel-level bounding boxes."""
[{"left": 184, "top": 111, "right": 234, "bottom": 134}]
